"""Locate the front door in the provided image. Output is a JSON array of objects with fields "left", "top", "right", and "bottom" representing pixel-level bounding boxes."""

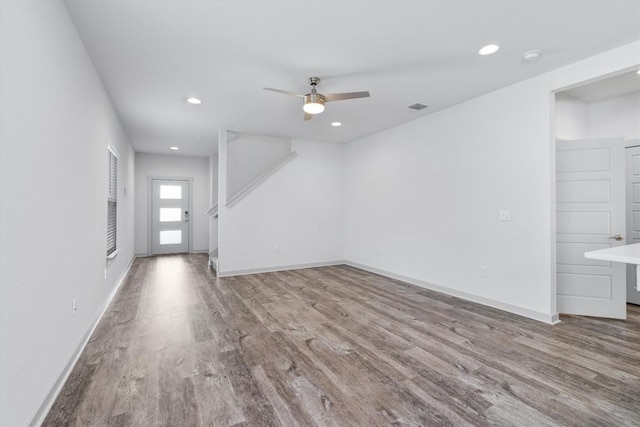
[
  {"left": 556, "top": 138, "right": 626, "bottom": 319},
  {"left": 151, "top": 179, "right": 190, "bottom": 255}
]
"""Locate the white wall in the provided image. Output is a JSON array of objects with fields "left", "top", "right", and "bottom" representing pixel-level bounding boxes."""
[
  {"left": 218, "top": 139, "right": 344, "bottom": 274},
  {"left": 0, "top": 1, "right": 135, "bottom": 425},
  {"left": 227, "top": 132, "right": 292, "bottom": 200},
  {"left": 556, "top": 92, "right": 640, "bottom": 140},
  {"left": 587, "top": 92, "right": 640, "bottom": 139},
  {"left": 135, "top": 153, "right": 210, "bottom": 255},
  {"left": 555, "top": 95, "right": 588, "bottom": 139},
  {"left": 344, "top": 41, "right": 640, "bottom": 323},
  {"left": 209, "top": 154, "right": 219, "bottom": 254}
]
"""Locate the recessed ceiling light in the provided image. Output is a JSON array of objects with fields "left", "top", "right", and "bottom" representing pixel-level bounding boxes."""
[
  {"left": 478, "top": 44, "right": 500, "bottom": 56},
  {"left": 187, "top": 97, "right": 202, "bottom": 105},
  {"left": 637, "top": 70, "right": 640, "bottom": 75},
  {"left": 331, "top": 122, "right": 342, "bottom": 127},
  {"left": 170, "top": 146, "right": 179, "bottom": 150}
]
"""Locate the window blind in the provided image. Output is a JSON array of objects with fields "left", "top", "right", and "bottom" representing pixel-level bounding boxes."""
[{"left": 107, "top": 148, "right": 118, "bottom": 256}]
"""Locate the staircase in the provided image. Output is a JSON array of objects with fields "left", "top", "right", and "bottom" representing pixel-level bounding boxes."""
[{"left": 207, "top": 131, "right": 296, "bottom": 275}]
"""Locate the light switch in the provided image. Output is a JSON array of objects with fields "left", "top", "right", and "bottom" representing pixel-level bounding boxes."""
[{"left": 499, "top": 210, "right": 511, "bottom": 221}]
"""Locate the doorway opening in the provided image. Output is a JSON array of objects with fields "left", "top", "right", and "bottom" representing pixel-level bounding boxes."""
[{"left": 553, "top": 68, "right": 640, "bottom": 319}]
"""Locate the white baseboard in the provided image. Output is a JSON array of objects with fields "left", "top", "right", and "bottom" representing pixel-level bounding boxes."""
[
  {"left": 135, "top": 250, "right": 209, "bottom": 258},
  {"left": 217, "top": 260, "right": 343, "bottom": 277},
  {"left": 29, "top": 256, "right": 136, "bottom": 427},
  {"left": 344, "top": 260, "right": 559, "bottom": 325}
]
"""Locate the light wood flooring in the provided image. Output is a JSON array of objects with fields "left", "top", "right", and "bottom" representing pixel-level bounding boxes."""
[{"left": 44, "top": 254, "right": 640, "bottom": 426}]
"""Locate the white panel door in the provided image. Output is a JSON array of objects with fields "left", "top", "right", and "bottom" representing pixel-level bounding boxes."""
[
  {"left": 151, "top": 179, "right": 190, "bottom": 255},
  {"left": 626, "top": 143, "right": 640, "bottom": 305},
  {"left": 556, "top": 138, "right": 626, "bottom": 319}
]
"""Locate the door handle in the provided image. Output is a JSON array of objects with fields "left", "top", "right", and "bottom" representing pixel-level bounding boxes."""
[
  {"left": 609, "top": 234, "right": 624, "bottom": 241},
  {"left": 184, "top": 211, "right": 190, "bottom": 223}
]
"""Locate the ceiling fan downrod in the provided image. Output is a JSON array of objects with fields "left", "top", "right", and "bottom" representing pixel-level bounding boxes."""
[{"left": 304, "top": 77, "right": 325, "bottom": 114}]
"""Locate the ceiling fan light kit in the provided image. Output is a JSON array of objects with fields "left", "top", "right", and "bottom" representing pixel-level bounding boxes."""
[
  {"left": 264, "top": 76, "right": 370, "bottom": 120},
  {"left": 303, "top": 93, "right": 325, "bottom": 114}
]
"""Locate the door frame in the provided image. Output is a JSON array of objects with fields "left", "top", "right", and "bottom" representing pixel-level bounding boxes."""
[
  {"left": 625, "top": 143, "right": 640, "bottom": 305},
  {"left": 146, "top": 176, "right": 194, "bottom": 256},
  {"left": 550, "top": 66, "right": 637, "bottom": 320}
]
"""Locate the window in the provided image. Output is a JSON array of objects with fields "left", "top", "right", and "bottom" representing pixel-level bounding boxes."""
[
  {"left": 107, "top": 147, "right": 118, "bottom": 257},
  {"left": 159, "top": 184, "right": 182, "bottom": 199},
  {"left": 159, "top": 208, "right": 181, "bottom": 222},
  {"left": 159, "top": 230, "right": 182, "bottom": 245}
]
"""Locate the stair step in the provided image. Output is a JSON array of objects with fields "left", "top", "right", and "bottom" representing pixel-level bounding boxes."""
[{"left": 209, "top": 255, "right": 218, "bottom": 275}]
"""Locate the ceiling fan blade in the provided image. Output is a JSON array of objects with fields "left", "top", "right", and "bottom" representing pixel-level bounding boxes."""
[
  {"left": 324, "top": 91, "right": 370, "bottom": 102},
  {"left": 304, "top": 112, "right": 313, "bottom": 121},
  {"left": 263, "top": 87, "right": 305, "bottom": 98}
]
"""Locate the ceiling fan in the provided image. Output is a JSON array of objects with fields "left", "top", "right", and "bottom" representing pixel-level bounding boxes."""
[{"left": 264, "top": 77, "right": 370, "bottom": 121}]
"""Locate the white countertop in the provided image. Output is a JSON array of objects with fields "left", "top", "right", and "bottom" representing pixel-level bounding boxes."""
[{"left": 584, "top": 243, "right": 640, "bottom": 265}]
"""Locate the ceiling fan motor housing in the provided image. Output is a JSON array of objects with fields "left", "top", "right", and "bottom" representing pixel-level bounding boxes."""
[{"left": 304, "top": 92, "right": 326, "bottom": 108}]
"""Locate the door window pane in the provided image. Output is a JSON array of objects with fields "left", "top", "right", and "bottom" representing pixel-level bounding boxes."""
[
  {"left": 160, "top": 185, "right": 182, "bottom": 199},
  {"left": 159, "top": 230, "right": 182, "bottom": 245},
  {"left": 159, "top": 208, "right": 181, "bottom": 222}
]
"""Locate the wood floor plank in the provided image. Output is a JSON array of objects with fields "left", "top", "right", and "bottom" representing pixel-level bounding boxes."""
[
  {"left": 268, "top": 331, "right": 376, "bottom": 425},
  {"left": 44, "top": 255, "right": 640, "bottom": 426},
  {"left": 41, "top": 361, "right": 98, "bottom": 426},
  {"left": 250, "top": 364, "right": 316, "bottom": 427},
  {"left": 220, "top": 349, "right": 280, "bottom": 426},
  {"left": 191, "top": 342, "right": 246, "bottom": 426}
]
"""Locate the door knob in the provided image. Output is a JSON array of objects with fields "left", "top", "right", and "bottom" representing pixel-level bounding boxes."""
[{"left": 609, "top": 234, "right": 624, "bottom": 241}]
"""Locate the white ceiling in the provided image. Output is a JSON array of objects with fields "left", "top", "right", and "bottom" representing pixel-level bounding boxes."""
[
  {"left": 63, "top": 0, "right": 640, "bottom": 157},
  {"left": 558, "top": 70, "right": 640, "bottom": 103}
]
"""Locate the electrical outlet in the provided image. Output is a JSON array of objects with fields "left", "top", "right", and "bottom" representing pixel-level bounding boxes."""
[
  {"left": 499, "top": 210, "right": 511, "bottom": 221},
  {"left": 274, "top": 245, "right": 280, "bottom": 254},
  {"left": 480, "top": 266, "right": 488, "bottom": 277},
  {"left": 72, "top": 298, "right": 77, "bottom": 316}
]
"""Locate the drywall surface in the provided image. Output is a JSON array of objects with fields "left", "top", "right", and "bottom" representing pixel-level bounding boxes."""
[
  {"left": 218, "top": 139, "right": 344, "bottom": 274},
  {"left": 227, "top": 132, "right": 292, "bottom": 200},
  {"left": 555, "top": 95, "right": 588, "bottom": 139},
  {"left": 344, "top": 41, "right": 640, "bottom": 322},
  {"left": 0, "top": 1, "right": 135, "bottom": 425},
  {"left": 556, "top": 92, "right": 640, "bottom": 140},
  {"left": 587, "top": 92, "right": 640, "bottom": 140},
  {"left": 134, "top": 153, "right": 210, "bottom": 254},
  {"left": 209, "top": 154, "right": 219, "bottom": 253},
  {"left": 210, "top": 154, "right": 219, "bottom": 207}
]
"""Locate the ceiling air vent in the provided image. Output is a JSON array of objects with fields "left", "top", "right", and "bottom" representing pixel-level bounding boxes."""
[{"left": 405, "top": 102, "right": 429, "bottom": 111}]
